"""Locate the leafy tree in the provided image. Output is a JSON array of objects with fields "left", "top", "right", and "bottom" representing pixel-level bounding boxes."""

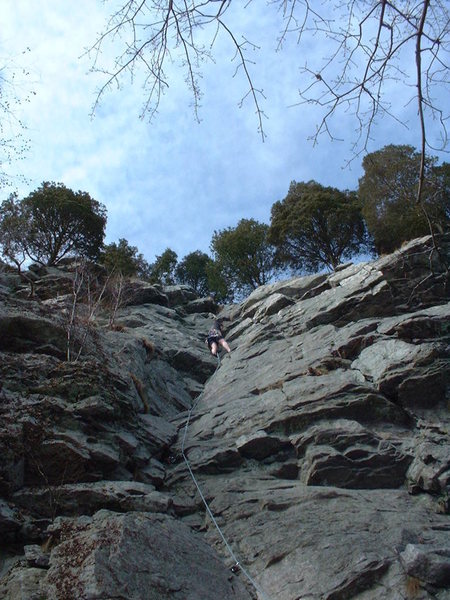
[
  {"left": 149, "top": 247, "right": 178, "bottom": 285},
  {"left": 0, "top": 192, "right": 27, "bottom": 271},
  {"left": 101, "top": 238, "right": 151, "bottom": 278},
  {"left": 0, "top": 182, "right": 107, "bottom": 266},
  {"left": 269, "top": 181, "right": 367, "bottom": 273},
  {"left": 175, "top": 250, "right": 214, "bottom": 296},
  {"left": 210, "top": 218, "right": 278, "bottom": 300},
  {"left": 359, "top": 145, "right": 450, "bottom": 254},
  {"left": 205, "top": 260, "right": 233, "bottom": 304}
]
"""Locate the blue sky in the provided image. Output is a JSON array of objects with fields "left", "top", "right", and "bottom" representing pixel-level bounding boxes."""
[{"left": 2, "top": 1, "right": 448, "bottom": 265}]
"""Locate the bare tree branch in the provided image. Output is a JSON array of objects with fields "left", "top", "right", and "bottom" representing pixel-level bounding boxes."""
[
  {"left": 415, "top": 0, "right": 430, "bottom": 205},
  {"left": 293, "top": 1, "right": 448, "bottom": 169},
  {"left": 88, "top": 1, "right": 449, "bottom": 160},
  {"left": 0, "top": 49, "right": 33, "bottom": 189}
]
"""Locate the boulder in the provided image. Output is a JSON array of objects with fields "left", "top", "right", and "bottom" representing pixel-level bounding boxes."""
[
  {"left": 0, "top": 500, "right": 21, "bottom": 536},
  {"left": 400, "top": 543, "right": 450, "bottom": 588},
  {"left": 120, "top": 280, "right": 169, "bottom": 306},
  {"left": 184, "top": 296, "right": 218, "bottom": 314},
  {"left": 163, "top": 284, "right": 198, "bottom": 307},
  {"left": 13, "top": 481, "right": 172, "bottom": 517},
  {"left": 0, "top": 313, "right": 67, "bottom": 358},
  {"left": 42, "top": 511, "right": 252, "bottom": 600}
]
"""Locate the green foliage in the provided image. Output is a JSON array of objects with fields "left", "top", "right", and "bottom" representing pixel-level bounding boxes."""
[
  {"left": 210, "top": 218, "right": 278, "bottom": 300},
  {"left": 359, "top": 145, "right": 450, "bottom": 254},
  {"left": 269, "top": 181, "right": 367, "bottom": 273},
  {"left": 204, "top": 260, "right": 233, "bottom": 303},
  {"left": 175, "top": 250, "right": 213, "bottom": 296},
  {"left": 149, "top": 247, "right": 178, "bottom": 285},
  {"left": 0, "top": 181, "right": 107, "bottom": 266},
  {"left": 0, "top": 192, "right": 27, "bottom": 270},
  {"left": 101, "top": 238, "right": 151, "bottom": 278}
]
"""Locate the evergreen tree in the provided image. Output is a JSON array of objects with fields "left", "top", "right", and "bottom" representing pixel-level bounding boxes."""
[
  {"left": 0, "top": 182, "right": 107, "bottom": 266},
  {"left": 210, "top": 218, "right": 278, "bottom": 300},
  {"left": 175, "top": 250, "right": 213, "bottom": 296},
  {"left": 269, "top": 181, "right": 367, "bottom": 273},
  {"left": 149, "top": 248, "right": 178, "bottom": 285},
  {"left": 359, "top": 146, "right": 450, "bottom": 254},
  {"left": 101, "top": 238, "right": 151, "bottom": 278}
]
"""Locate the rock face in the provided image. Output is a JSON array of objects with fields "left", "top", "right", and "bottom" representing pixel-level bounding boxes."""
[{"left": 0, "top": 235, "right": 449, "bottom": 600}]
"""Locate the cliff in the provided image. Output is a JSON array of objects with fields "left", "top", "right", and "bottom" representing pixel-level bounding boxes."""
[{"left": 0, "top": 234, "right": 449, "bottom": 600}]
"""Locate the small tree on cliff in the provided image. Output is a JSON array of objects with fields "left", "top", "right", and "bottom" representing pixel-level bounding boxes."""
[
  {"left": 269, "top": 181, "right": 367, "bottom": 273},
  {"left": 359, "top": 145, "right": 450, "bottom": 254},
  {"left": 0, "top": 182, "right": 107, "bottom": 266},
  {"left": 149, "top": 248, "right": 178, "bottom": 285},
  {"left": 210, "top": 218, "right": 278, "bottom": 300},
  {"left": 101, "top": 238, "right": 151, "bottom": 278},
  {"left": 175, "top": 250, "right": 214, "bottom": 296},
  {"left": 0, "top": 192, "right": 27, "bottom": 271},
  {"left": 204, "top": 259, "right": 233, "bottom": 303}
]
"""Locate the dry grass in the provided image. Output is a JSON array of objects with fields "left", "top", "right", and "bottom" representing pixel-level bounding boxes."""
[
  {"left": 405, "top": 576, "right": 422, "bottom": 599},
  {"left": 130, "top": 373, "right": 150, "bottom": 413},
  {"left": 141, "top": 337, "right": 155, "bottom": 358}
]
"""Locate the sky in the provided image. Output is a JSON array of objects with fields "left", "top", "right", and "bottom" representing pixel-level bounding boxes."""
[{"left": 1, "top": 1, "right": 448, "bottom": 265}]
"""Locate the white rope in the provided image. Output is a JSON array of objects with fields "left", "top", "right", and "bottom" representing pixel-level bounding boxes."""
[{"left": 181, "top": 353, "right": 272, "bottom": 600}]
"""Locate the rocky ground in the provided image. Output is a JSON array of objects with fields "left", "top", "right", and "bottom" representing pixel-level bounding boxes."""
[{"left": 0, "top": 234, "right": 449, "bottom": 600}]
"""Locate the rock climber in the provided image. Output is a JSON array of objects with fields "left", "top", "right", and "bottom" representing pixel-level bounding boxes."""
[{"left": 206, "top": 318, "right": 231, "bottom": 357}]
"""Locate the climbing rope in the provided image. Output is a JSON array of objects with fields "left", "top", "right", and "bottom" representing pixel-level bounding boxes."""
[{"left": 181, "top": 352, "right": 272, "bottom": 600}]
